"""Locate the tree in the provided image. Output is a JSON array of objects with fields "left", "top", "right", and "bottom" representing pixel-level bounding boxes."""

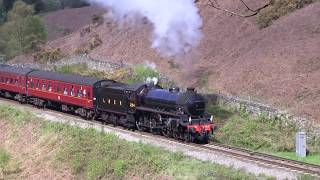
[
  {"left": 0, "top": 0, "right": 4, "bottom": 23},
  {"left": 0, "top": 0, "right": 47, "bottom": 59}
]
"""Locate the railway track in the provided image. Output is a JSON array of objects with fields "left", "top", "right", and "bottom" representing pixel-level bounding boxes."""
[
  {"left": 0, "top": 97, "right": 320, "bottom": 177},
  {"left": 201, "top": 143, "right": 320, "bottom": 176}
]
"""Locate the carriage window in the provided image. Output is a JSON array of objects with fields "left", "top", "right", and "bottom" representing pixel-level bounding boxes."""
[
  {"left": 70, "top": 86, "right": 75, "bottom": 96},
  {"left": 120, "top": 101, "right": 122, "bottom": 106},
  {"left": 15, "top": 79, "right": 18, "bottom": 85},
  {"left": 48, "top": 83, "right": 52, "bottom": 91},
  {"left": 42, "top": 83, "right": 46, "bottom": 90},
  {"left": 87, "top": 91, "right": 90, "bottom": 98},
  {"left": 30, "top": 81, "right": 34, "bottom": 88},
  {"left": 83, "top": 89, "right": 87, "bottom": 97},
  {"left": 108, "top": 99, "right": 111, "bottom": 104},
  {"left": 77, "top": 90, "right": 82, "bottom": 97},
  {"left": 114, "top": 100, "right": 116, "bottom": 105},
  {"left": 64, "top": 88, "right": 68, "bottom": 95}
]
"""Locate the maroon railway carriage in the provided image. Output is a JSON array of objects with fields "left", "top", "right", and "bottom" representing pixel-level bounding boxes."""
[
  {"left": 0, "top": 65, "right": 32, "bottom": 101},
  {"left": 26, "top": 70, "right": 107, "bottom": 116}
]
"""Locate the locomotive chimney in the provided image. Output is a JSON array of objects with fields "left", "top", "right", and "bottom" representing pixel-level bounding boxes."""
[
  {"left": 169, "top": 87, "right": 180, "bottom": 92},
  {"left": 187, "top": 87, "right": 195, "bottom": 92}
]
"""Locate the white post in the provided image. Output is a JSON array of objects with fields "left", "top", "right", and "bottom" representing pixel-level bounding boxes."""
[{"left": 296, "top": 132, "right": 307, "bottom": 157}]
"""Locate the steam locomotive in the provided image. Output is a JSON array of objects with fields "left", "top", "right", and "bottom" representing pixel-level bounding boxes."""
[{"left": 0, "top": 64, "right": 214, "bottom": 143}]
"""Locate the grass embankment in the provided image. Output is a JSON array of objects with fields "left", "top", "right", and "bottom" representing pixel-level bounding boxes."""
[
  {"left": 208, "top": 105, "right": 320, "bottom": 165},
  {"left": 0, "top": 105, "right": 270, "bottom": 179}
]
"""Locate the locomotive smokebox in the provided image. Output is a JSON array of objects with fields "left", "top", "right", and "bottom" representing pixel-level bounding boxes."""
[{"left": 177, "top": 88, "right": 206, "bottom": 117}]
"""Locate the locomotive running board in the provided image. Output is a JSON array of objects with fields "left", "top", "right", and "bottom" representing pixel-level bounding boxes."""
[{"left": 136, "top": 106, "right": 179, "bottom": 117}]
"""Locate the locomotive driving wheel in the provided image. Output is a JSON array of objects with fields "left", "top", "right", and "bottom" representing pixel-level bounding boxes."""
[
  {"left": 136, "top": 117, "right": 144, "bottom": 131},
  {"left": 162, "top": 128, "right": 171, "bottom": 138}
]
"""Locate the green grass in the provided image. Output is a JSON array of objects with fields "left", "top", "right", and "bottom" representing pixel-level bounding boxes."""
[
  {"left": 0, "top": 148, "right": 21, "bottom": 176},
  {"left": 0, "top": 149, "right": 10, "bottom": 170},
  {"left": 272, "top": 152, "right": 320, "bottom": 165},
  {"left": 208, "top": 104, "right": 298, "bottom": 151},
  {"left": 40, "top": 121, "right": 268, "bottom": 180},
  {"left": 0, "top": 105, "right": 33, "bottom": 126}
]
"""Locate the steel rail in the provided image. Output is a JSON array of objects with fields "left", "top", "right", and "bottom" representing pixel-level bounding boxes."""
[{"left": 201, "top": 143, "right": 320, "bottom": 176}]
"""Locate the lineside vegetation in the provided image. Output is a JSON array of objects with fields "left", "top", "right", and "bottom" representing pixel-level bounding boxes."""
[{"left": 208, "top": 104, "right": 320, "bottom": 165}]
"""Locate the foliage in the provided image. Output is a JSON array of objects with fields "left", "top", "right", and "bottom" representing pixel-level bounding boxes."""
[
  {"left": 0, "top": 0, "right": 47, "bottom": 59},
  {"left": 257, "top": 0, "right": 314, "bottom": 28},
  {"left": 0, "top": 149, "right": 10, "bottom": 170},
  {"left": 0, "top": 105, "right": 33, "bottom": 126},
  {"left": 126, "top": 64, "right": 160, "bottom": 84},
  {"left": 208, "top": 104, "right": 299, "bottom": 151},
  {"left": 89, "top": 34, "right": 102, "bottom": 50},
  {"left": 73, "top": 47, "right": 89, "bottom": 55},
  {"left": 40, "top": 0, "right": 89, "bottom": 12},
  {"left": 91, "top": 14, "right": 104, "bottom": 26},
  {"left": 1, "top": 0, "right": 89, "bottom": 15},
  {"left": 218, "top": 113, "right": 298, "bottom": 151},
  {"left": 0, "top": 0, "right": 5, "bottom": 23},
  {"left": 34, "top": 48, "right": 63, "bottom": 63},
  {"left": 54, "top": 63, "right": 134, "bottom": 82}
]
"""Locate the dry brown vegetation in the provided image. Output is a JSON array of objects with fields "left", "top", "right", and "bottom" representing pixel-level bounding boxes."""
[{"left": 10, "top": 1, "right": 320, "bottom": 122}]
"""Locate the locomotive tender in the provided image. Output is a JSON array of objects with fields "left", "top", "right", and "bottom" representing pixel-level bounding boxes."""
[{"left": 0, "top": 64, "right": 214, "bottom": 143}]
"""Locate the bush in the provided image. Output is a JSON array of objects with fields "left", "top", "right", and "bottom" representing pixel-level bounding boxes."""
[
  {"left": 92, "top": 14, "right": 104, "bottom": 26},
  {"left": 208, "top": 104, "right": 301, "bottom": 152},
  {"left": 126, "top": 64, "right": 160, "bottom": 83},
  {"left": 34, "top": 48, "right": 63, "bottom": 63},
  {"left": 0, "top": 149, "right": 10, "bottom": 170},
  {"left": 257, "top": 0, "right": 314, "bottom": 28},
  {"left": 89, "top": 34, "right": 102, "bottom": 50}
]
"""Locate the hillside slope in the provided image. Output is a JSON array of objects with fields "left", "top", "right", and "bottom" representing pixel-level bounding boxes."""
[{"left": 19, "top": 1, "right": 320, "bottom": 122}]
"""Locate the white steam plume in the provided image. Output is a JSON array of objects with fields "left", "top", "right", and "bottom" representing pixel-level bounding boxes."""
[{"left": 88, "top": 0, "right": 203, "bottom": 56}]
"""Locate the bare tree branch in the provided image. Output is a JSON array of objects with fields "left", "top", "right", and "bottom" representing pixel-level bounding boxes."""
[{"left": 207, "top": 0, "right": 270, "bottom": 18}]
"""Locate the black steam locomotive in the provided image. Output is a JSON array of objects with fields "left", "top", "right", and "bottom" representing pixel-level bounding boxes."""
[{"left": 96, "top": 81, "right": 214, "bottom": 143}]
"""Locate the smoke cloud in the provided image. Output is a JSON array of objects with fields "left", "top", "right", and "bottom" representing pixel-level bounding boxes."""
[{"left": 88, "top": 0, "right": 203, "bottom": 56}]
